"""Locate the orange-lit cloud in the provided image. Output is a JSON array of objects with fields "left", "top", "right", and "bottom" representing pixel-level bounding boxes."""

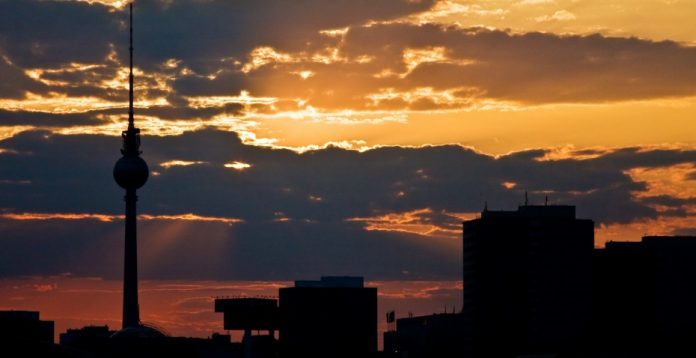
[
  {"left": 185, "top": 91, "right": 277, "bottom": 109},
  {"left": 626, "top": 163, "right": 696, "bottom": 200},
  {"left": 404, "top": 0, "right": 696, "bottom": 44},
  {"left": 596, "top": 209, "right": 696, "bottom": 248},
  {"left": 347, "top": 208, "right": 475, "bottom": 240},
  {"left": 0, "top": 92, "right": 168, "bottom": 114},
  {"left": 272, "top": 212, "right": 291, "bottom": 223},
  {"left": 401, "top": 46, "right": 475, "bottom": 77},
  {"left": 534, "top": 9, "right": 576, "bottom": 23},
  {"left": 223, "top": 161, "right": 251, "bottom": 170},
  {"left": 160, "top": 160, "right": 208, "bottom": 169},
  {"left": 139, "top": 214, "right": 243, "bottom": 225},
  {"left": 69, "top": 0, "right": 129, "bottom": 9},
  {"left": 535, "top": 145, "right": 619, "bottom": 161},
  {"left": 0, "top": 126, "right": 35, "bottom": 140},
  {"left": 0, "top": 212, "right": 242, "bottom": 224},
  {"left": 0, "top": 212, "right": 118, "bottom": 222}
]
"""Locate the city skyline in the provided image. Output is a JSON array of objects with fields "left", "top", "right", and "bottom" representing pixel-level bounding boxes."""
[{"left": 1, "top": 0, "right": 695, "bottom": 348}]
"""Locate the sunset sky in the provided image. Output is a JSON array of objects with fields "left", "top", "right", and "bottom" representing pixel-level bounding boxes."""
[{"left": 1, "top": 0, "right": 695, "bottom": 339}]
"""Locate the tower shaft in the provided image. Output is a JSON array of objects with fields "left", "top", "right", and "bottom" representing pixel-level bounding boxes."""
[{"left": 122, "top": 188, "right": 140, "bottom": 328}]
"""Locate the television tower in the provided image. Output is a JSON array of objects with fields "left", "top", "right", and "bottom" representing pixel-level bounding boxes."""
[{"left": 113, "top": 2, "right": 149, "bottom": 329}]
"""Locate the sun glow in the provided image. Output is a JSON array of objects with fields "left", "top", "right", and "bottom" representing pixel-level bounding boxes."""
[{"left": 185, "top": 91, "right": 277, "bottom": 109}]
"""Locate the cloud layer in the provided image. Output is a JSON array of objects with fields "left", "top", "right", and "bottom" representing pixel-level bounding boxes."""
[{"left": 0, "top": 129, "right": 694, "bottom": 279}]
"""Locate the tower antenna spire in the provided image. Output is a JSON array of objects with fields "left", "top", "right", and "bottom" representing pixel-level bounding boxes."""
[{"left": 128, "top": 1, "right": 134, "bottom": 129}]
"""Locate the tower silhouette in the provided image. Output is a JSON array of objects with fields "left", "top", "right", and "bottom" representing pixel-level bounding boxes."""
[{"left": 113, "top": 2, "right": 149, "bottom": 330}]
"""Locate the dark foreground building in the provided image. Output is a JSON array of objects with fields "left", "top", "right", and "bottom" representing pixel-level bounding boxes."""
[
  {"left": 0, "top": 310, "right": 62, "bottom": 356},
  {"left": 57, "top": 323, "right": 238, "bottom": 358},
  {"left": 60, "top": 325, "right": 115, "bottom": 351},
  {"left": 593, "top": 235, "right": 696, "bottom": 356},
  {"left": 0, "top": 310, "right": 54, "bottom": 344},
  {"left": 383, "top": 312, "right": 464, "bottom": 358},
  {"left": 215, "top": 297, "right": 278, "bottom": 358},
  {"left": 279, "top": 276, "right": 377, "bottom": 358},
  {"left": 462, "top": 205, "right": 594, "bottom": 357}
]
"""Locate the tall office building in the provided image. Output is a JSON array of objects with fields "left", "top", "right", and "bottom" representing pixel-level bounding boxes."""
[{"left": 462, "top": 205, "right": 594, "bottom": 357}]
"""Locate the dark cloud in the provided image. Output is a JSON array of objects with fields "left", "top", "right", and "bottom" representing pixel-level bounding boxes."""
[
  {"left": 134, "top": 0, "right": 435, "bottom": 71},
  {"left": 673, "top": 228, "right": 696, "bottom": 236},
  {"left": 639, "top": 195, "right": 696, "bottom": 208},
  {"left": 0, "top": 0, "right": 118, "bottom": 68},
  {"left": 402, "top": 28, "right": 696, "bottom": 103},
  {"left": 0, "top": 54, "right": 47, "bottom": 98},
  {"left": 0, "top": 129, "right": 695, "bottom": 279},
  {"left": 2, "top": 129, "right": 695, "bottom": 222},
  {"left": 0, "top": 104, "right": 243, "bottom": 129},
  {"left": 688, "top": 169, "right": 696, "bottom": 181},
  {"left": 0, "top": 109, "right": 106, "bottom": 127},
  {"left": 0, "top": 0, "right": 434, "bottom": 69}
]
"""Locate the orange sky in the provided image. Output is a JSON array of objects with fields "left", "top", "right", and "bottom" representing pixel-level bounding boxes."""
[{"left": 0, "top": 276, "right": 462, "bottom": 347}]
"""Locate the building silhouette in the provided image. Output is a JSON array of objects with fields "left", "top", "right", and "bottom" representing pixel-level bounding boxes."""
[
  {"left": 214, "top": 297, "right": 278, "bottom": 358},
  {"left": 213, "top": 277, "right": 377, "bottom": 358},
  {"left": 462, "top": 204, "right": 594, "bottom": 357},
  {"left": 278, "top": 276, "right": 377, "bottom": 358},
  {"left": 0, "top": 311, "right": 62, "bottom": 356},
  {"left": 60, "top": 325, "right": 115, "bottom": 351},
  {"left": 593, "top": 235, "right": 696, "bottom": 355},
  {"left": 0, "top": 310, "right": 54, "bottom": 344},
  {"left": 383, "top": 312, "right": 464, "bottom": 358}
]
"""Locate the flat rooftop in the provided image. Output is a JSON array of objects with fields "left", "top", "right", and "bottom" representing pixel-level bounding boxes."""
[
  {"left": 480, "top": 205, "right": 576, "bottom": 220},
  {"left": 294, "top": 276, "right": 364, "bottom": 288}
]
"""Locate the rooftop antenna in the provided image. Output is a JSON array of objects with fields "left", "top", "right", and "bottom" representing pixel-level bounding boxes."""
[
  {"left": 545, "top": 195, "right": 548, "bottom": 206},
  {"left": 524, "top": 191, "right": 529, "bottom": 206},
  {"left": 483, "top": 200, "right": 488, "bottom": 212}
]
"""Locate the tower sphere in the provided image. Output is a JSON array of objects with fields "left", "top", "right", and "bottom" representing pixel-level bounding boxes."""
[{"left": 113, "top": 155, "right": 149, "bottom": 189}]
